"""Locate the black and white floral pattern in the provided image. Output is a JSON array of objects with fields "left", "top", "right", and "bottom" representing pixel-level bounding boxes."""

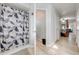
[{"left": 0, "top": 4, "right": 29, "bottom": 52}]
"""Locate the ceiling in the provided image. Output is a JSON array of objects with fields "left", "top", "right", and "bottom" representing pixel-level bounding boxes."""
[
  {"left": 52, "top": 3, "right": 78, "bottom": 18},
  {"left": 4, "top": 3, "right": 34, "bottom": 11},
  {"left": 3, "top": 3, "right": 79, "bottom": 18}
]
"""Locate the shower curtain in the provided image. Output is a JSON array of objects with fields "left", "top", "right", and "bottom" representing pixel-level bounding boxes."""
[{"left": 0, "top": 4, "right": 29, "bottom": 52}]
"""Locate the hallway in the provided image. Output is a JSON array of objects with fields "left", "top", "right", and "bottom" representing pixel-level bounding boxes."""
[
  {"left": 36, "top": 3, "right": 79, "bottom": 55},
  {"left": 36, "top": 37, "right": 79, "bottom": 55}
]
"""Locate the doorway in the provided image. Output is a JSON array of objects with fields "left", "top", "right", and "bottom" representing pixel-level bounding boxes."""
[
  {"left": 36, "top": 9, "right": 46, "bottom": 44},
  {"left": 36, "top": 9, "right": 46, "bottom": 54},
  {"left": 60, "top": 18, "right": 76, "bottom": 47}
]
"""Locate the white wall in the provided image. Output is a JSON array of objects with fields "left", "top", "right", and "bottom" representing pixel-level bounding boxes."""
[
  {"left": 47, "top": 5, "right": 60, "bottom": 47},
  {"left": 76, "top": 8, "right": 79, "bottom": 47},
  {"left": 29, "top": 4, "right": 35, "bottom": 47},
  {"left": 46, "top": 4, "right": 53, "bottom": 47}
]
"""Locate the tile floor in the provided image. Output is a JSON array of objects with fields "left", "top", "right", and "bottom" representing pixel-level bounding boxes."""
[{"left": 13, "top": 48, "right": 34, "bottom": 55}]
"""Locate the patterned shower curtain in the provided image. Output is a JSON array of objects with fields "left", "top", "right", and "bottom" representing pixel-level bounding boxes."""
[{"left": 0, "top": 4, "right": 29, "bottom": 52}]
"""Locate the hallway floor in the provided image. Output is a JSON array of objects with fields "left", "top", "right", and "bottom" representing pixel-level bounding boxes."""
[{"left": 36, "top": 37, "right": 79, "bottom": 55}]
